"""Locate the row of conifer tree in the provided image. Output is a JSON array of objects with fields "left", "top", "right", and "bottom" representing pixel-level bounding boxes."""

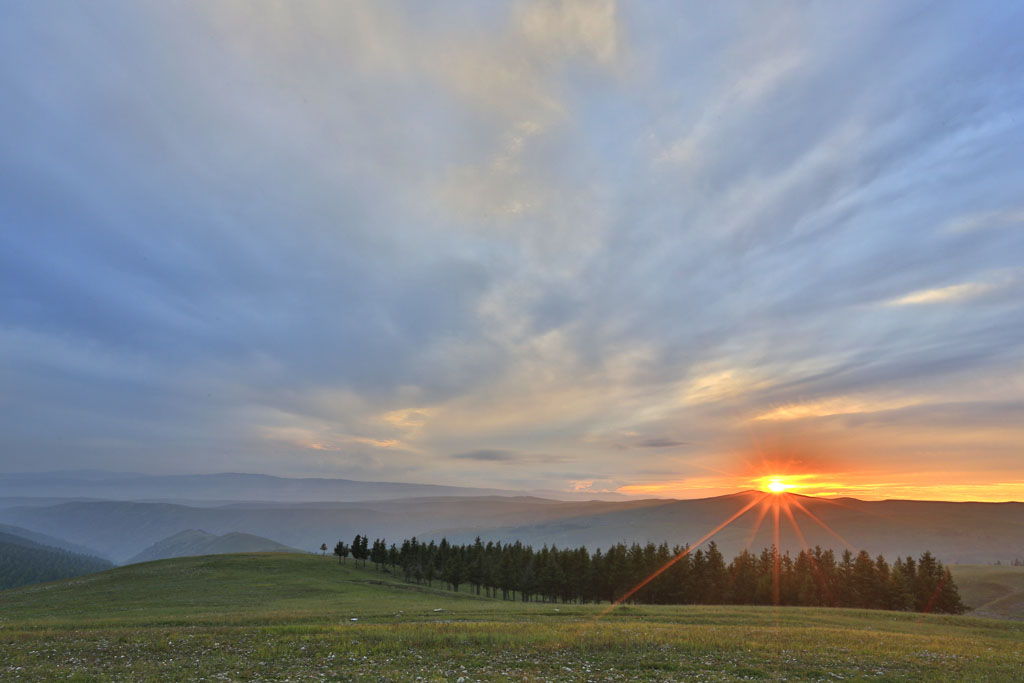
[{"left": 332, "top": 535, "right": 964, "bottom": 614}]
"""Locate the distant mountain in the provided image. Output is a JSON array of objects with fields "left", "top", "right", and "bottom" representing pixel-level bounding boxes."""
[
  {"left": 127, "top": 529, "right": 298, "bottom": 564},
  {"left": 0, "top": 531, "right": 113, "bottom": 590},
  {"left": 0, "top": 523, "right": 110, "bottom": 560},
  {"left": 0, "top": 471, "right": 628, "bottom": 503},
  {"left": 432, "top": 491, "right": 1024, "bottom": 565},
  {"left": 0, "top": 496, "right": 667, "bottom": 563},
  {"left": 2, "top": 492, "right": 1022, "bottom": 565}
]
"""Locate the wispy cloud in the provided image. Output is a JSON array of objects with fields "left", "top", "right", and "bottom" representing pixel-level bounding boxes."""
[
  {"left": 1, "top": 1, "right": 1022, "bottom": 498},
  {"left": 451, "top": 449, "right": 520, "bottom": 462},
  {"left": 885, "top": 282, "right": 993, "bottom": 306},
  {"left": 636, "top": 437, "right": 690, "bottom": 448},
  {"left": 753, "top": 395, "right": 924, "bottom": 422}
]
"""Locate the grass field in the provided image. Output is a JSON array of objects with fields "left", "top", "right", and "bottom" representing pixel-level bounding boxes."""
[
  {"left": 949, "top": 564, "right": 1024, "bottom": 622},
  {"left": 1, "top": 553, "right": 1022, "bottom": 681}
]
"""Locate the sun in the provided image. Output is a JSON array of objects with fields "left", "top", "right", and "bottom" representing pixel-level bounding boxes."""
[{"left": 766, "top": 478, "right": 794, "bottom": 494}]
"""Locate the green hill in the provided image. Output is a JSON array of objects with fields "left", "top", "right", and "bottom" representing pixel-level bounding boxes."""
[
  {"left": 950, "top": 564, "right": 1024, "bottom": 621},
  {"left": 0, "top": 531, "right": 113, "bottom": 590},
  {"left": 0, "top": 523, "right": 109, "bottom": 559},
  {"left": 126, "top": 529, "right": 299, "bottom": 564},
  {"left": 0, "top": 553, "right": 1021, "bottom": 680}
]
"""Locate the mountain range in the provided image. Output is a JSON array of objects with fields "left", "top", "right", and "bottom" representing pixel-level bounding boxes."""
[
  {"left": 2, "top": 487, "right": 1021, "bottom": 566},
  {"left": 0, "top": 470, "right": 628, "bottom": 503},
  {"left": 0, "top": 526, "right": 113, "bottom": 590}
]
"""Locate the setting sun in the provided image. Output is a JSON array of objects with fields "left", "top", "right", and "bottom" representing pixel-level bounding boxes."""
[{"left": 767, "top": 479, "right": 792, "bottom": 493}]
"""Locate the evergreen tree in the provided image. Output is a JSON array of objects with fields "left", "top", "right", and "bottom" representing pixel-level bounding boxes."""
[
  {"left": 324, "top": 530, "right": 965, "bottom": 615},
  {"left": 333, "top": 540, "right": 349, "bottom": 564}
]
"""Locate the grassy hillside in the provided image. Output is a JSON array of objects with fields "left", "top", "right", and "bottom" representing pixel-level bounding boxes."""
[
  {"left": 127, "top": 529, "right": 299, "bottom": 564},
  {"left": 0, "top": 532, "right": 113, "bottom": 590},
  {"left": 950, "top": 564, "right": 1024, "bottom": 621},
  {"left": 1, "top": 553, "right": 1021, "bottom": 680}
]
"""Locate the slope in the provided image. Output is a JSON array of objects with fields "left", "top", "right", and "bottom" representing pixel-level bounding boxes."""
[
  {"left": 0, "top": 531, "right": 113, "bottom": 590},
  {"left": 949, "top": 564, "right": 1024, "bottom": 621},
  {"left": 0, "top": 522, "right": 109, "bottom": 560},
  {"left": 127, "top": 529, "right": 299, "bottom": 564},
  {"left": 0, "top": 553, "right": 1021, "bottom": 681}
]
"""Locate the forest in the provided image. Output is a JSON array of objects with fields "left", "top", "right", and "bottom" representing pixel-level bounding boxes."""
[
  {"left": 334, "top": 534, "right": 965, "bottom": 614},
  {"left": 0, "top": 532, "right": 113, "bottom": 590}
]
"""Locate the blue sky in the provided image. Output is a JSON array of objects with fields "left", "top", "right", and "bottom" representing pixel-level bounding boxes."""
[{"left": 2, "top": 1, "right": 1023, "bottom": 499}]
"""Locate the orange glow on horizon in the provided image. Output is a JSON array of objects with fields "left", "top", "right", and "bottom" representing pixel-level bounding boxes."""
[
  {"left": 616, "top": 477, "right": 1024, "bottom": 502},
  {"left": 761, "top": 476, "right": 797, "bottom": 494},
  {"left": 611, "top": 430, "right": 1023, "bottom": 502}
]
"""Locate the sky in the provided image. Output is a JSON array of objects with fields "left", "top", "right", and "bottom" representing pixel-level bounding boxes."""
[{"left": 2, "top": 1, "right": 1023, "bottom": 501}]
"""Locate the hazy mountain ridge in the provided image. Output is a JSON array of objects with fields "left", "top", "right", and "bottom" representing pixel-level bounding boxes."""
[
  {"left": 0, "top": 496, "right": 667, "bottom": 563},
  {"left": 0, "top": 471, "right": 629, "bottom": 503},
  {"left": 434, "top": 492, "right": 1024, "bottom": 564},
  {"left": 0, "top": 530, "right": 114, "bottom": 591},
  {"left": 2, "top": 490, "right": 1022, "bottom": 565},
  {"left": 0, "top": 522, "right": 110, "bottom": 560},
  {"left": 127, "top": 529, "right": 299, "bottom": 564}
]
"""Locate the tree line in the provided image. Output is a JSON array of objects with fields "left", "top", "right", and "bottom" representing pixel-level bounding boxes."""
[{"left": 330, "top": 534, "right": 964, "bottom": 614}]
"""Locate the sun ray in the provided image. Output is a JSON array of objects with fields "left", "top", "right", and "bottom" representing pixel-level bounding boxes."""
[
  {"left": 781, "top": 499, "right": 811, "bottom": 552},
  {"left": 593, "top": 492, "right": 771, "bottom": 620},
  {"left": 744, "top": 495, "right": 773, "bottom": 551},
  {"left": 781, "top": 500, "right": 834, "bottom": 605},
  {"left": 772, "top": 496, "right": 781, "bottom": 605},
  {"left": 789, "top": 496, "right": 857, "bottom": 552}
]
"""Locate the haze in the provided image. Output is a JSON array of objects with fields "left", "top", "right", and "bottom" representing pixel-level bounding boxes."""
[{"left": 2, "top": 1, "right": 1022, "bottom": 501}]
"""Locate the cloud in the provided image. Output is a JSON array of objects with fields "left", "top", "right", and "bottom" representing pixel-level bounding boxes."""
[
  {"left": 516, "top": 0, "right": 618, "bottom": 65},
  {"left": 1, "top": 1, "right": 1022, "bottom": 497},
  {"left": 451, "top": 449, "right": 521, "bottom": 462},
  {"left": 944, "top": 207, "right": 1024, "bottom": 235},
  {"left": 636, "top": 437, "right": 690, "bottom": 448},
  {"left": 753, "top": 396, "right": 925, "bottom": 422},
  {"left": 885, "top": 282, "right": 994, "bottom": 306}
]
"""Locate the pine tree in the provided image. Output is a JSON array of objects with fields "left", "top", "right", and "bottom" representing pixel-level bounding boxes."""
[{"left": 334, "top": 540, "right": 349, "bottom": 564}]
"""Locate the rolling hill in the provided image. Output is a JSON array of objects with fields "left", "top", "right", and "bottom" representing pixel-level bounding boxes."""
[
  {"left": 0, "top": 553, "right": 1021, "bottom": 680},
  {"left": 0, "top": 531, "right": 113, "bottom": 590},
  {"left": 949, "top": 564, "right": 1024, "bottom": 621},
  {"left": 127, "top": 529, "right": 299, "bottom": 564}
]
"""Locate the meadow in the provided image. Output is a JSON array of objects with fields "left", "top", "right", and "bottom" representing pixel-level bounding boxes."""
[{"left": 1, "top": 553, "right": 1021, "bottom": 681}]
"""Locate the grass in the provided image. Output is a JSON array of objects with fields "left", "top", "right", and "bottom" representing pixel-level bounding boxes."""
[
  {"left": 1, "top": 553, "right": 1022, "bottom": 681},
  {"left": 949, "top": 564, "right": 1024, "bottom": 622}
]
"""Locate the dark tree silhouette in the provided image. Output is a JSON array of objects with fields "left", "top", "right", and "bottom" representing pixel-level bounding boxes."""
[
  {"left": 367, "top": 532, "right": 967, "bottom": 614},
  {"left": 334, "top": 540, "right": 349, "bottom": 564}
]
